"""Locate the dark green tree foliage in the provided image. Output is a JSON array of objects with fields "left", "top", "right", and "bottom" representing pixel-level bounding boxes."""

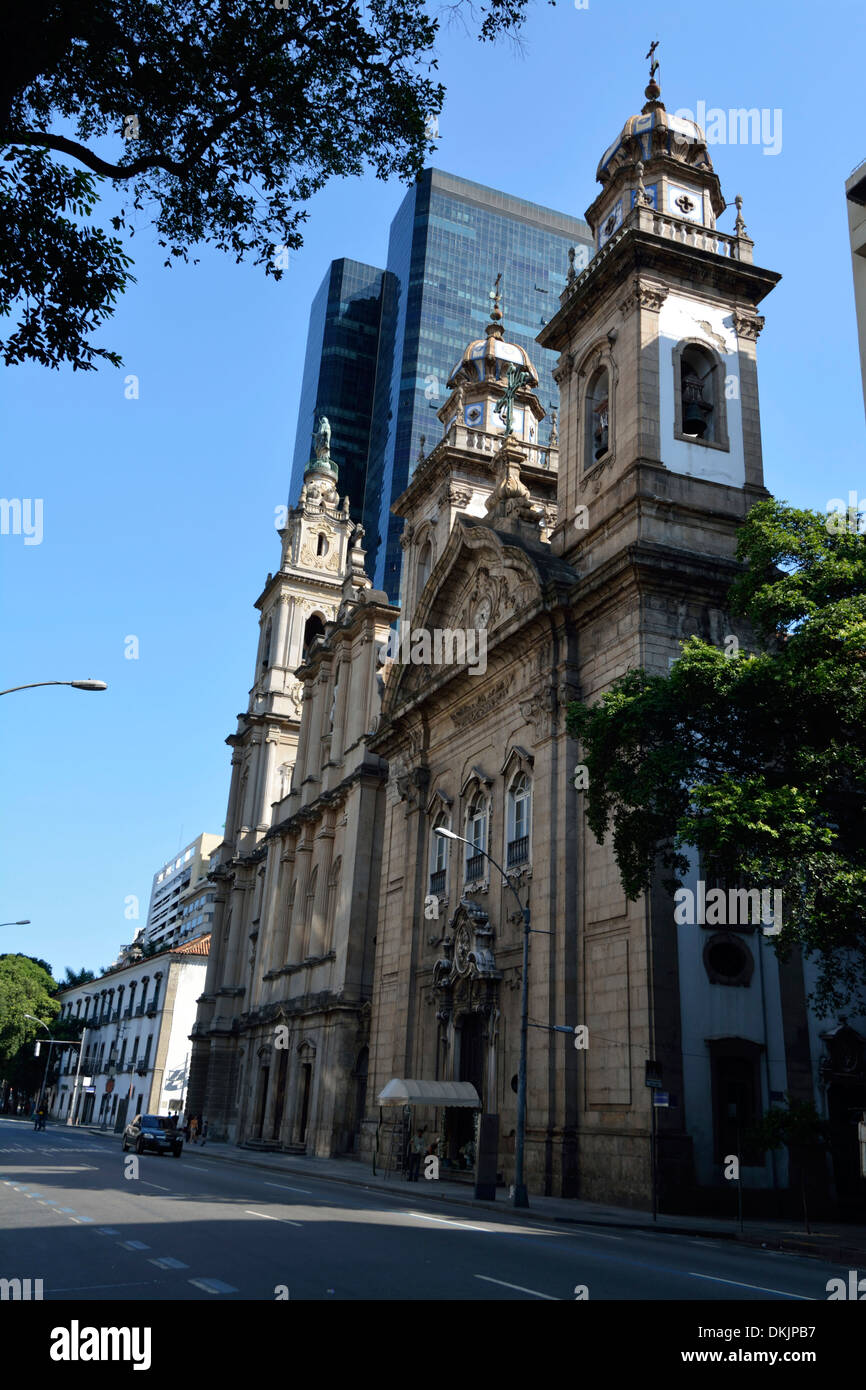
[
  {"left": 567, "top": 500, "right": 866, "bottom": 1015},
  {"left": 0, "top": 954, "right": 60, "bottom": 1066},
  {"left": 0, "top": 0, "right": 530, "bottom": 370}
]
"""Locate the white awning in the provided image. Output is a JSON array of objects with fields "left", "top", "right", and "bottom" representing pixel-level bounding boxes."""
[{"left": 377, "top": 1079, "right": 481, "bottom": 1109}]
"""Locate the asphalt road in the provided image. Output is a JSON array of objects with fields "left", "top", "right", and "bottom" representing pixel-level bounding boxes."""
[{"left": 0, "top": 1115, "right": 851, "bottom": 1301}]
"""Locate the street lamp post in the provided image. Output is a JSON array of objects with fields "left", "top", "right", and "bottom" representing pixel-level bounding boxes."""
[
  {"left": 0, "top": 680, "right": 107, "bottom": 696},
  {"left": 434, "top": 827, "right": 532, "bottom": 1208}
]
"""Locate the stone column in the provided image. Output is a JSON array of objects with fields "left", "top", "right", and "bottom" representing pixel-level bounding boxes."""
[
  {"left": 273, "top": 593, "right": 291, "bottom": 669},
  {"left": 255, "top": 734, "right": 280, "bottom": 829},
  {"left": 344, "top": 630, "right": 376, "bottom": 748},
  {"left": 287, "top": 842, "right": 312, "bottom": 961},
  {"left": 330, "top": 656, "right": 350, "bottom": 763},
  {"left": 309, "top": 829, "right": 334, "bottom": 957}
]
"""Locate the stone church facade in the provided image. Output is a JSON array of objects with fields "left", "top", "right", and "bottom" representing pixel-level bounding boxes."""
[
  {"left": 361, "top": 76, "right": 809, "bottom": 1210},
  {"left": 187, "top": 76, "right": 866, "bottom": 1212}
]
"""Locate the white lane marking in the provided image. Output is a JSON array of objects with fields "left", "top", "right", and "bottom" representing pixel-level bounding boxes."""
[
  {"left": 96, "top": 1227, "right": 121, "bottom": 1236},
  {"left": 245, "top": 1208, "right": 302, "bottom": 1228},
  {"left": 119, "top": 1240, "right": 150, "bottom": 1250},
  {"left": 264, "top": 1181, "right": 313, "bottom": 1194},
  {"left": 149, "top": 1257, "right": 189, "bottom": 1270},
  {"left": 188, "top": 1278, "right": 238, "bottom": 1294},
  {"left": 140, "top": 1181, "right": 171, "bottom": 1191},
  {"left": 50, "top": 1281, "right": 159, "bottom": 1293},
  {"left": 409, "top": 1212, "right": 507, "bottom": 1234},
  {"left": 183, "top": 1164, "right": 210, "bottom": 1172},
  {"left": 475, "top": 1275, "right": 558, "bottom": 1300},
  {"left": 688, "top": 1271, "right": 811, "bottom": 1299}
]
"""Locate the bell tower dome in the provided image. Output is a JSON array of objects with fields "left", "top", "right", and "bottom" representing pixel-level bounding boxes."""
[{"left": 539, "top": 54, "right": 781, "bottom": 579}]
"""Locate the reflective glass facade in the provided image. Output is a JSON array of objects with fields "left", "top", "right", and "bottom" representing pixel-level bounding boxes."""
[
  {"left": 290, "top": 259, "right": 385, "bottom": 524},
  {"left": 289, "top": 175, "right": 593, "bottom": 599},
  {"left": 363, "top": 170, "right": 593, "bottom": 596}
]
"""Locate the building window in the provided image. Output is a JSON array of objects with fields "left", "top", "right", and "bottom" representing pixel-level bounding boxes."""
[
  {"left": 465, "top": 794, "right": 488, "bottom": 882},
  {"left": 585, "top": 366, "right": 610, "bottom": 468},
  {"left": 703, "top": 933, "right": 754, "bottom": 987},
  {"left": 506, "top": 773, "right": 531, "bottom": 868},
  {"left": 302, "top": 613, "right": 325, "bottom": 660},
  {"left": 430, "top": 812, "right": 449, "bottom": 896},
  {"left": 672, "top": 340, "right": 729, "bottom": 451},
  {"left": 416, "top": 537, "right": 433, "bottom": 599},
  {"left": 316, "top": 532, "right": 329, "bottom": 557}
]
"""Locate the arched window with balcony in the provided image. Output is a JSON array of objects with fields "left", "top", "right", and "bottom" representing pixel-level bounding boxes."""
[
  {"left": 464, "top": 793, "right": 489, "bottom": 883},
  {"left": 429, "top": 812, "right": 449, "bottom": 897},
  {"left": 506, "top": 773, "right": 532, "bottom": 869}
]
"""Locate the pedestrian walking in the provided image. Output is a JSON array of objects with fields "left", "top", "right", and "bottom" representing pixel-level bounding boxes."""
[
  {"left": 189, "top": 1115, "right": 199, "bottom": 1144},
  {"left": 407, "top": 1129, "right": 425, "bottom": 1182}
]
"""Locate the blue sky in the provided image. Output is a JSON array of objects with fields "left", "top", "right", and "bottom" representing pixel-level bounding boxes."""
[{"left": 1, "top": 0, "right": 864, "bottom": 981}]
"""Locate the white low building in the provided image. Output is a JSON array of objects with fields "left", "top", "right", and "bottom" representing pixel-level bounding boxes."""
[{"left": 51, "top": 935, "right": 210, "bottom": 1130}]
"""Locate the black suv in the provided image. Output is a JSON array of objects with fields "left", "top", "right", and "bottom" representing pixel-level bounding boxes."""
[{"left": 122, "top": 1114, "right": 183, "bottom": 1157}]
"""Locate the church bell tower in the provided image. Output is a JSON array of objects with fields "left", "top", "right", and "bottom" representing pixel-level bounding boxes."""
[{"left": 539, "top": 60, "right": 781, "bottom": 603}]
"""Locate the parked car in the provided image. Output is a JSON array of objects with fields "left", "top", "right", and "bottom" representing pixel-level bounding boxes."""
[{"left": 122, "top": 1113, "right": 183, "bottom": 1157}]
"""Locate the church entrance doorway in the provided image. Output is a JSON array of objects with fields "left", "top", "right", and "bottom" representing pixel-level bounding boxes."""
[
  {"left": 297, "top": 1062, "right": 312, "bottom": 1146},
  {"left": 272, "top": 1050, "right": 289, "bottom": 1142},
  {"left": 255, "top": 1065, "right": 269, "bottom": 1139},
  {"left": 450, "top": 1013, "right": 483, "bottom": 1169}
]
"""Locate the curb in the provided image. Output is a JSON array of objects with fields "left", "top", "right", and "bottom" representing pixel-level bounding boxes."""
[{"left": 65, "top": 1125, "right": 866, "bottom": 1263}]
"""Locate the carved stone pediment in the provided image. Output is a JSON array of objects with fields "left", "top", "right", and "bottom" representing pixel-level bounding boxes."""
[{"left": 433, "top": 899, "right": 501, "bottom": 992}]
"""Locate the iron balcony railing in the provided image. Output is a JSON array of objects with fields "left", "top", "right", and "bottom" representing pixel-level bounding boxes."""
[
  {"left": 465, "top": 853, "right": 485, "bottom": 883},
  {"left": 429, "top": 869, "right": 446, "bottom": 896},
  {"left": 507, "top": 836, "right": 529, "bottom": 868}
]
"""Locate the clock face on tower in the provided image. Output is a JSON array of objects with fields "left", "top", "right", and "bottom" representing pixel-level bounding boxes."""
[{"left": 473, "top": 597, "right": 491, "bottom": 629}]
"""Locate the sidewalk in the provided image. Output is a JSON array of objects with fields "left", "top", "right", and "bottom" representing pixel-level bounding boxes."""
[{"left": 79, "top": 1123, "right": 866, "bottom": 1267}]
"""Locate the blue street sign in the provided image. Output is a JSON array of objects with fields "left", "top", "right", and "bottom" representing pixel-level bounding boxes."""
[{"left": 653, "top": 1091, "right": 670, "bottom": 1107}]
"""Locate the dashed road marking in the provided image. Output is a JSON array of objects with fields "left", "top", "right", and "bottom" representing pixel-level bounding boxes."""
[
  {"left": 687, "top": 1271, "right": 811, "bottom": 1299},
  {"left": 245, "top": 1208, "right": 302, "bottom": 1228},
  {"left": 119, "top": 1240, "right": 150, "bottom": 1251},
  {"left": 264, "top": 1182, "right": 313, "bottom": 1194},
  {"left": 474, "top": 1275, "right": 558, "bottom": 1300},
  {"left": 149, "top": 1257, "right": 189, "bottom": 1270},
  {"left": 188, "top": 1278, "right": 238, "bottom": 1294}
]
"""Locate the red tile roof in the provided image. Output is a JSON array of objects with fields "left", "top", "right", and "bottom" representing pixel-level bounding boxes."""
[{"left": 172, "top": 933, "right": 211, "bottom": 956}]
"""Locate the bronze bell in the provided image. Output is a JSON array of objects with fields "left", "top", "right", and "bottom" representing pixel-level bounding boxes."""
[
  {"left": 683, "top": 399, "right": 707, "bottom": 436},
  {"left": 682, "top": 376, "right": 711, "bottom": 437}
]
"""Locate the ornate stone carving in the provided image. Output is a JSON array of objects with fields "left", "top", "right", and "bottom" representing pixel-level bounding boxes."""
[
  {"left": 450, "top": 676, "right": 512, "bottom": 730},
  {"left": 447, "top": 484, "right": 473, "bottom": 507},
  {"left": 731, "top": 310, "right": 765, "bottom": 341},
  {"left": 619, "top": 281, "right": 669, "bottom": 316},
  {"left": 519, "top": 684, "right": 557, "bottom": 739}
]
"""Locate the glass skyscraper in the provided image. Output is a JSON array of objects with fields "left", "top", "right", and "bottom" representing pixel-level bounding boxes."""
[
  {"left": 291, "top": 172, "right": 593, "bottom": 597},
  {"left": 290, "top": 259, "right": 387, "bottom": 523}
]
